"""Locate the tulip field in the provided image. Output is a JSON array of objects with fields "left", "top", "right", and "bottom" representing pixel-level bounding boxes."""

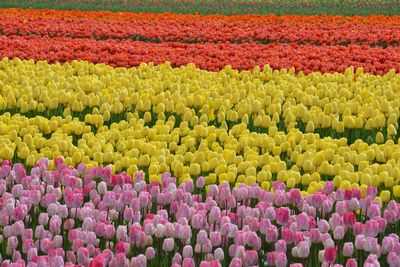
[{"left": 1, "top": 2, "right": 400, "bottom": 267}]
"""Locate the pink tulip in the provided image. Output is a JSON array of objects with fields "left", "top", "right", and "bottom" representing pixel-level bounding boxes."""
[
  {"left": 384, "top": 210, "right": 396, "bottom": 224},
  {"left": 367, "top": 204, "right": 381, "bottom": 218},
  {"left": 38, "top": 212, "right": 49, "bottom": 225},
  {"left": 364, "top": 254, "right": 379, "bottom": 266},
  {"left": 182, "top": 258, "right": 195, "bottom": 267},
  {"left": 196, "top": 176, "right": 205, "bottom": 189},
  {"left": 375, "top": 216, "right": 387, "bottom": 233},
  {"left": 343, "top": 212, "right": 356, "bottom": 227},
  {"left": 388, "top": 233, "right": 399, "bottom": 243},
  {"left": 387, "top": 252, "right": 400, "bottom": 267},
  {"left": 275, "top": 252, "right": 288, "bottom": 267},
  {"left": 53, "top": 235, "right": 63, "bottom": 248},
  {"left": 136, "top": 254, "right": 147, "bottom": 267},
  {"left": 265, "top": 225, "right": 278, "bottom": 243},
  {"left": 352, "top": 222, "right": 364, "bottom": 235},
  {"left": 246, "top": 231, "right": 261, "bottom": 250},
  {"left": 172, "top": 252, "right": 182, "bottom": 264},
  {"left": 162, "top": 238, "right": 175, "bottom": 252},
  {"left": 354, "top": 234, "right": 366, "bottom": 250},
  {"left": 145, "top": 247, "right": 155, "bottom": 260},
  {"left": 276, "top": 207, "right": 290, "bottom": 225},
  {"left": 243, "top": 250, "right": 258, "bottom": 266},
  {"left": 210, "top": 231, "right": 221, "bottom": 247},
  {"left": 343, "top": 242, "right": 354, "bottom": 257},
  {"left": 382, "top": 236, "right": 394, "bottom": 254},
  {"left": 259, "top": 218, "right": 271, "bottom": 234},
  {"left": 333, "top": 226, "right": 345, "bottom": 240},
  {"left": 50, "top": 256, "right": 64, "bottom": 267},
  {"left": 12, "top": 220, "right": 25, "bottom": 236},
  {"left": 40, "top": 238, "right": 54, "bottom": 254},
  {"left": 12, "top": 250, "right": 22, "bottom": 262},
  {"left": 366, "top": 186, "right": 377, "bottom": 198},
  {"left": 324, "top": 247, "right": 337, "bottom": 263},
  {"left": 296, "top": 213, "right": 309, "bottom": 230},
  {"left": 336, "top": 201, "right": 348, "bottom": 215},
  {"left": 265, "top": 208, "right": 276, "bottom": 222},
  {"left": 49, "top": 215, "right": 61, "bottom": 235},
  {"left": 318, "top": 219, "right": 330, "bottom": 233},
  {"left": 228, "top": 257, "right": 242, "bottom": 267},
  {"left": 294, "top": 232, "right": 305, "bottom": 246},
  {"left": 66, "top": 251, "right": 76, "bottom": 264},
  {"left": 297, "top": 241, "right": 310, "bottom": 258},
  {"left": 214, "top": 247, "right": 224, "bottom": 260},
  {"left": 310, "top": 228, "right": 321, "bottom": 243},
  {"left": 281, "top": 227, "right": 294, "bottom": 244},
  {"left": 345, "top": 258, "right": 358, "bottom": 267},
  {"left": 364, "top": 220, "right": 379, "bottom": 237},
  {"left": 365, "top": 236, "right": 378, "bottom": 252},
  {"left": 104, "top": 224, "right": 115, "bottom": 240},
  {"left": 110, "top": 253, "right": 129, "bottom": 267},
  {"left": 7, "top": 236, "right": 18, "bottom": 250},
  {"left": 348, "top": 198, "right": 360, "bottom": 211},
  {"left": 329, "top": 213, "right": 343, "bottom": 230}
]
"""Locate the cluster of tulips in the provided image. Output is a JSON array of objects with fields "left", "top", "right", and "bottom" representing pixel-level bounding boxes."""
[
  {"left": 0, "top": 59, "right": 400, "bottom": 193},
  {"left": 1, "top": 58, "right": 399, "bottom": 135},
  {"left": 1, "top": 157, "right": 400, "bottom": 266},
  {"left": 1, "top": 9, "right": 399, "bottom": 46},
  {"left": 1, "top": 36, "right": 399, "bottom": 74}
]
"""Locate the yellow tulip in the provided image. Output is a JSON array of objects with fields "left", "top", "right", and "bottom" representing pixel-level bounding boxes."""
[
  {"left": 26, "top": 154, "right": 36, "bottom": 167},
  {"left": 226, "top": 172, "right": 236, "bottom": 183},
  {"left": 393, "top": 185, "right": 400, "bottom": 198},
  {"left": 245, "top": 176, "right": 256, "bottom": 185},
  {"left": 339, "top": 180, "right": 352, "bottom": 191},
  {"left": 384, "top": 176, "right": 394, "bottom": 188},
  {"left": 376, "top": 132, "right": 384, "bottom": 144},
  {"left": 286, "top": 177, "right": 295, "bottom": 189},
  {"left": 380, "top": 190, "right": 391, "bottom": 203},
  {"left": 18, "top": 146, "right": 30, "bottom": 159},
  {"left": 301, "top": 173, "right": 311, "bottom": 186},
  {"left": 261, "top": 181, "right": 270, "bottom": 191},
  {"left": 333, "top": 176, "right": 342, "bottom": 188}
]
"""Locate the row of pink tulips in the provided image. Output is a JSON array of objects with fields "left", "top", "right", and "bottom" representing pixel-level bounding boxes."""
[{"left": 1, "top": 158, "right": 400, "bottom": 267}]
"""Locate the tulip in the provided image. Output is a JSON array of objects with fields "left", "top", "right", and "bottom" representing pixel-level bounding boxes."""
[
  {"left": 297, "top": 241, "right": 310, "bottom": 258},
  {"left": 324, "top": 247, "right": 337, "bottom": 263},
  {"left": 276, "top": 207, "right": 290, "bottom": 225},
  {"left": 145, "top": 247, "right": 155, "bottom": 260},
  {"left": 343, "top": 242, "right": 354, "bottom": 257},
  {"left": 387, "top": 252, "right": 400, "bottom": 267},
  {"left": 229, "top": 258, "right": 242, "bottom": 267},
  {"left": 7, "top": 236, "right": 18, "bottom": 250},
  {"left": 345, "top": 258, "right": 358, "bottom": 267},
  {"left": 182, "top": 258, "right": 195, "bottom": 267},
  {"left": 333, "top": 226, "right": 345, "bottom": 240},
  {"left": 210, "top": 231, "right": 221, "bottom": 247},
  {"left": 214, "top": 247, "right": 224, "bottom": 261},
  {"left": 343, "top": 212, "right": 356, "bottom": 227},
  {"left": 162, "top": 238, "right": 175, "bottom": 252}
]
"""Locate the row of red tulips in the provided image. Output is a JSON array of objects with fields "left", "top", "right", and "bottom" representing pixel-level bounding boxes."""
[
  {"left": 3, "top": 9, "right": 400, "bottom": 24},
  {"left": 1, "top": 36, "right": 399, "bottom": 74},
  {"left": 1, "top": 17, "right": 399, "bottom": 46}
]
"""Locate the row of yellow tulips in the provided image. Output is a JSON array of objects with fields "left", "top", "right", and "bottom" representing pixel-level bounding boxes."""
[{"left": 0, "top": 58, "right": 399, "bottom": 138}]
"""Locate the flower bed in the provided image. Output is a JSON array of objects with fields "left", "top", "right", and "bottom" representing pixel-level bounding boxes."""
[
  {"left": 1, "top": 9, "right": 399, "bottom": 46},
  {"left": 1, "top": 4, "right": 400, "bottom": 267},
  {"left": 1, "top": 159, "right": 400, "bottom": 266}
]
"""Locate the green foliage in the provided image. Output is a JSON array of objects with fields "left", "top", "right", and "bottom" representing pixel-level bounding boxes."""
[{"left": 0, "top": 0, "right": 399, "bottom": 16}]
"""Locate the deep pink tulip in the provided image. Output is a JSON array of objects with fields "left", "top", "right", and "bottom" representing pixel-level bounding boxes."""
[{"left": 324, "top": 247, "right": 337, "bottom": 263}]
